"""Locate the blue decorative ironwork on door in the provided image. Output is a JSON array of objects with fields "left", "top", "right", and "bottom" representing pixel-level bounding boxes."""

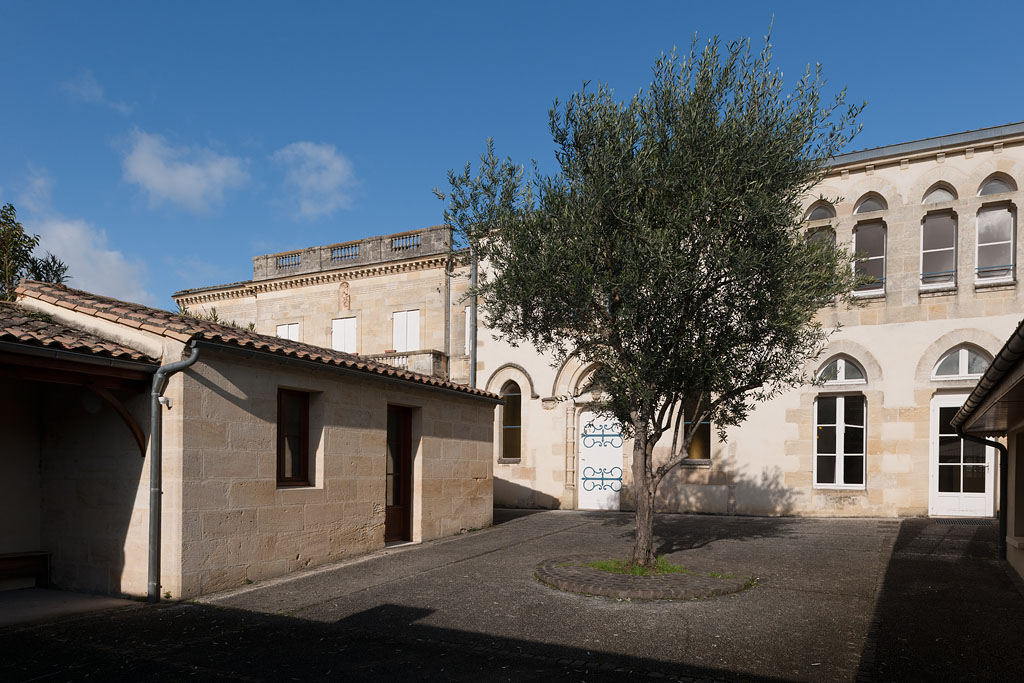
[
  {"left": 581, "top": 466, "right": 623, "bottom": 491},
  {"left": 581, "top": 420, "right": 623, "bottom": 449}
]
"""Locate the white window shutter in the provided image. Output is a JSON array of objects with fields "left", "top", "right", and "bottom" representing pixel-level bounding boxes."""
[
  {"left": 406, "top": 309, "right": 419, "bottom": 351},
  {"left": 344, "top": 318, "right": 357, "bottom": 353},
  {"left": 393, "top": 311, "right": 407, "bottom": 352}
]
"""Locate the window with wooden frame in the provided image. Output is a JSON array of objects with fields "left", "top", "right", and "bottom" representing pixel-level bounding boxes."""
[
  {"left": 500, "top": 380, "right": 522, "bottom": 461},
  {"left": 277, "top": 388, "right": 310, "bottom": 486}
]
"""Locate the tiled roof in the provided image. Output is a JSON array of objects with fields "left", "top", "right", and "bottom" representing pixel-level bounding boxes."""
[
  {"left": 15, "top": 281, "right": 498, "bottom": 400},
  {"left": 0, "top": 301, "right": 157, "bottom": 363}
]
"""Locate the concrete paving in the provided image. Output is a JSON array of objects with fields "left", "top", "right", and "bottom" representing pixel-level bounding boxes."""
[
  {"left": 0, "top": 588, "right": 138, "bottom": 627},
  {"left": 1, "top": 510, "right": 1022, "bottom": 682}
]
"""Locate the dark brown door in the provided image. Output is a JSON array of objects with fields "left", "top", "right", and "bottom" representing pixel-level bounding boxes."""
[{"left": 385, "top": 406, "right": 413, "bottom": 541}]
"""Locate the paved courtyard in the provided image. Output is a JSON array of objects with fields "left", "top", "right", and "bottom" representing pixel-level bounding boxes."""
[{"left": 2, "top": 510, "right": 1022, "bottom": 682}]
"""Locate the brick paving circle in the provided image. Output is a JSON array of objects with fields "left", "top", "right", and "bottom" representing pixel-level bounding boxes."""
[{"left": 535, "top": 555, "right": 754, "bottom": 600}]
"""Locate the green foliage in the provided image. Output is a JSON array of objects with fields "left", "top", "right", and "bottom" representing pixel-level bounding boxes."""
[
  {"left": 176, "top": 303, "right": 257, "bottom": 332},
  {"left": 0, "top": 203, "right": 71, "bottom": 301},
  {"left": 439, "top": 33, "right": 863, "bottom": 486},
  {"left": 586, "top": 556, "right": 693, "bottom": 576}
]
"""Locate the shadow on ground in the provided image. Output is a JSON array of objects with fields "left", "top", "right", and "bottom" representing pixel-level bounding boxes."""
[
  {"left": 858, "top": 519, "right": 1024, "bottom": 682},
  {"left": 0, "top": 600, "right": 790, "bottom": 683},
  {"left": 592, "top": 509, "right": 801, "bottom": 557}
]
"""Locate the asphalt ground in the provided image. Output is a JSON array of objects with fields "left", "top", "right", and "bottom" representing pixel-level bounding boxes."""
[{"left": 1, "top": 510, "right": 1021, "bottom": 682}]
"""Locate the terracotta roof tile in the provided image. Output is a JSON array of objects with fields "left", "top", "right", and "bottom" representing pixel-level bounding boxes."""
[
  {"left": 15, "top": 281, "right": 498, "bottom": 400},
  {"left": 0, "top": 301, "right": 157, "bottom": 364}
]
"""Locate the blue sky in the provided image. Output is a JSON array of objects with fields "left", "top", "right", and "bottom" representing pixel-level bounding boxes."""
[{"left": 3, "top": 1, "right": 1023, "bottom": 307}]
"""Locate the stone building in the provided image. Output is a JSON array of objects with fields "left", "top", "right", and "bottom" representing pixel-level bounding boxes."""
[
  {"left": 175, "top": 121, "right": 1024, "bottom": 520},
  {"left": 1, "top": 281, "right": 496, "bottom": 598}
]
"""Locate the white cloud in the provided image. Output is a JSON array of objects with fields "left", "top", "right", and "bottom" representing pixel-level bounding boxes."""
[
  {"left": 122, "top": 130, "right": 249, "bottom": 213},
  {"left": 60, "top": 70, "right": 133, "bottom": 115},
  {"left": 18, "top": 171, "right": 155, "bottom": 305},
  {"left": 272, "top": 141, "right": 356, "bottom": 219}
]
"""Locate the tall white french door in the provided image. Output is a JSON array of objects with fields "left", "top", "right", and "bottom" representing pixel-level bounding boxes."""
[
  {"left": 577, "top": 410, "right": 623, "bottom": 510},
  {"left": 929, "top": 394, "right": 995, "bottom": 517}
]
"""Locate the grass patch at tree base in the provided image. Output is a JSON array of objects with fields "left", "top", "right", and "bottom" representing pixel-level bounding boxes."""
[{"left": 585, "top": 556, "right": 694, "bottom": 576}]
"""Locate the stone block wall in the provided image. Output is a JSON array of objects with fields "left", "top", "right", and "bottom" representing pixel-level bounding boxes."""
[{"left": 176, "top": 349, "right": 493, "bottom": 597}]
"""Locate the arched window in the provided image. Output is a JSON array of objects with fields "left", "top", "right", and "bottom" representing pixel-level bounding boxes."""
[
  {"left": 933, "top": 346, "right": 991, "bottom": 379},
  {"left": 818, "top": 356, "right": 867, "bottom": 384},
  {"left": 976, "top": 204, "right": 1015, "bottom": 281},
  {"left": 855, "top": 194, "right": 888, "bottom": 214},
  {"left": 978, "top": 174, "right": 1017, "bottom": 196},
  {"left": 805, "top": 202, "right": 836, "bottom": 221},
  {"left": 923, "top": 184, "right": 957, "bottom": 204},
  {"left": 500, "top": 380, "right": 522, "bottom": 460},
  {"left": 921, "top": 210, "right": 957, "bottom": 287},
  {"left": 853, "top": 222, "right": 886, "bottom": 292}
]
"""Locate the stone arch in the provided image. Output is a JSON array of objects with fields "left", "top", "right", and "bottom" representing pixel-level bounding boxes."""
[
  {"left": 966, "top": 160, "right": 1023, "bottom": 197},
  {"left": 839, "top": 177, "right": 902, "bottom": 215},
  {"left": 920, "top": 180, "right": 960, "bottom": 204},
  {"left": 486, "top": 363, "right": 538, "bottom": 399},
  {"left": 853, "top": 191, "right": 889, "bottom": 214},
  {"left": 808, "top": 340, "right": 883, "bottom": 384},
  {"left": 977, "top": 171, "right": 1018, "bottom": 196},
  {"left": 914, "top": 328, "right": 1004, "bottom": 384}
]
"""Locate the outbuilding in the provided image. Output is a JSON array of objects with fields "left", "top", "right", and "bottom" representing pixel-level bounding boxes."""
[{"left": 1, "top": 282, "right": 497, "bottom": 599}]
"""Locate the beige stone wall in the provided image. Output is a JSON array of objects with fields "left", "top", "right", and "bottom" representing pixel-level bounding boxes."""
[
  {"left": 177, "top": 348, "right": 493, "bottom": 597},
  {"left": 178, "top": 261, "right": 474, "bottom": 384},
  {"left": 479, "top": 134, "right": 1024, "bottom": 517}
]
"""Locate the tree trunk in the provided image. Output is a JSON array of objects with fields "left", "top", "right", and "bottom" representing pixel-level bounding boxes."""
[{"left": 630, "top": 431, "right": 657, "bottom": 568}]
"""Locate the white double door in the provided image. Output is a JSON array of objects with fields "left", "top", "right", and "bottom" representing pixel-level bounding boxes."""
[
  {"left": 577, "top": 410, "right": 624, "bottom": 510},
  {"left": 929, "top": 394, "right": 995, "bottom": 517}
]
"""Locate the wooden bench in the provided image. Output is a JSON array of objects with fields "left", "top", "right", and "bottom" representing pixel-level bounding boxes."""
[{"left": 0, "top": 551, "right": 50, "bottom": 588}]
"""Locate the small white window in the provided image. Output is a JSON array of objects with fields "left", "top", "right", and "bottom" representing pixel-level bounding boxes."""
[
  {"left": 331, "top": 317, "right": 357, "bottom": 354},
  {"left": 854, "top": 222, "right": 886, "bottom": 292},
  {"left": 976, "top": 206, "right": 1015, "bottom": 281},
  {"left": 464, "top": 305, "right": 472, "bottom": 356},
  {"left": 276, "top": 323, "right": 299, "bottom": 341},
  {"left": 392, "top": 309, "right": 420, "bottom": 352},
  {"left": 933, "top": 346, "right": 990, "bottom": 379},
  {"left": 815, "top": 394, "right": 866, "bottom": 489},
  {"left": 818, "top": 357, "right": 866, "bottom": 384}
]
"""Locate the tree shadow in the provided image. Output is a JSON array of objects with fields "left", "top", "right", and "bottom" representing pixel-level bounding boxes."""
[{"left": 0, "top": 601, "right": 796, "bottom": 683}]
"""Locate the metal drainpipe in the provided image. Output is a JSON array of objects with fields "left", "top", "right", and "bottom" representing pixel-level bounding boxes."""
[
  {"left": 955, "top": 426, "right": 1009, "bottom": 561},
  {"left": 469, "top": 246, "right": 478, "bottom": 389},
  {"left": 148, "top": 340, "right": 200, "bottom": 603},
  {"left": 443, "top": 253, "right": 451, "bottom": 381}
]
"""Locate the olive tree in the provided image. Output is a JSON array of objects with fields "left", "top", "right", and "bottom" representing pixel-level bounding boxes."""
[{"left": 439, "top": 36, "right": 863, "bottom": 567}]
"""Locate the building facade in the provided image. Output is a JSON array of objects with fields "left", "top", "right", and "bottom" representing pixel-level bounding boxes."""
[
  {"left": 3, "top": 282, "right": 496, "bottom": 598},
  {"left": 175, "top": 121, "right": 1024, "bottom": 519}
]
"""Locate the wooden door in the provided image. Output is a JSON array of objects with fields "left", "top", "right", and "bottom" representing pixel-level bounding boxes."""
[{"left": 385, "top": 406, "right": 413, "bottom": 541}]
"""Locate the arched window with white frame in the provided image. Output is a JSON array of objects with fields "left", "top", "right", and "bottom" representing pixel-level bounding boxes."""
[
  {"left": 818, "top": 356, "right": 867, "bottom": 384},
  {"left": 923, "top": 183, "right": 957, "bottom": 205},
  {"left": 854, "top": 193, "right": 888, "bottom": 214},
  {"left": 978, "top": 174, "right": 1017, "bottom": 197},
  {"left": 805, "top": 202, "right": 836, "bottom": 222},
  {"left": 932, "top": 345, "right": 991, "bottom": 380},
  {"left": 976, "top": 203, "right": 1016, "bottom": 282}
]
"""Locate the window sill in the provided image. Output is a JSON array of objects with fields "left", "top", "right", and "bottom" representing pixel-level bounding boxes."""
[
  {"left": 678, "top": 459, "right": 712, "bottom": 469},
  {"left": 276, "top": 483, "right": 317, "bottom": 490},
  {"left": 497, "top": 458, "right": 523, "bottom": 465},
  {"left": 974, "top": 278, "right": 1016, "bottom": 291},
  {"left": 1007, "top": 536, "right": 1024, "bottom": 550},
  {"left": 812, "top": 485, "right": 866, "bottom": 492},
  {"left": 852, "top": 290, "right": 885, "bottom": 300},
  {"left": 919, "top": 284, "right": 957, "bottom": 297}
]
